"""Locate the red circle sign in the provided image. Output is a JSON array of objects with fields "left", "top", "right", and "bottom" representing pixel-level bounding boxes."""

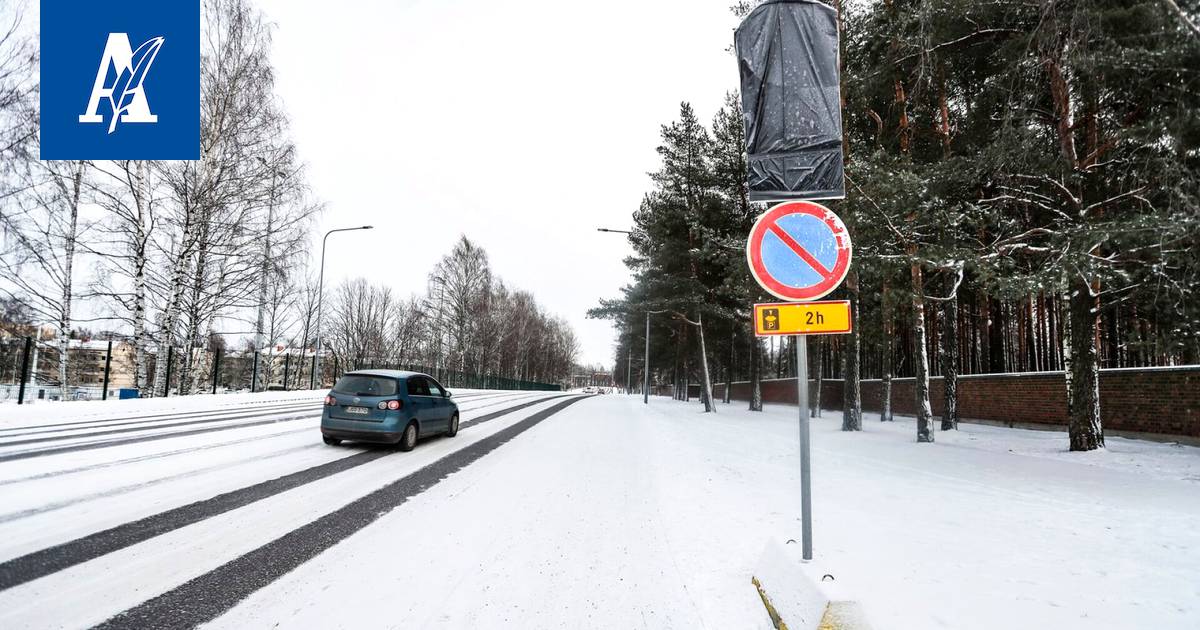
[{"left": 746, "top": 201, "right": 852, "bottom": 302}]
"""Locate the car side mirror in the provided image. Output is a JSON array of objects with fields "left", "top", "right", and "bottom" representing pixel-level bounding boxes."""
[{"left": 444, "top": 390, "right": 452, "bottom": 398}]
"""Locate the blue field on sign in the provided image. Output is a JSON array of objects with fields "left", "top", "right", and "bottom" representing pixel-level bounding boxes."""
[{"left": 761, "top": 213, "right": 839, "bottom": 288}]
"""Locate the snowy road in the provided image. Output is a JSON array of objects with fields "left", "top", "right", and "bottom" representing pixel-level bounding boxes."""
[
  {"left": 0, "top": 392, "right": 1197, "bottom": 629},
  {"left": 0, "top": 390, "right": 584, "bottom": 629}
]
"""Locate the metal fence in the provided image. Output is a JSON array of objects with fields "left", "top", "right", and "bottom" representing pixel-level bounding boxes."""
[
  {"left": 332, "top": 360, "right": 561, "bottom": 392},
  {"left": 2, "top": 337, "right": 561, "bottom": 405}
]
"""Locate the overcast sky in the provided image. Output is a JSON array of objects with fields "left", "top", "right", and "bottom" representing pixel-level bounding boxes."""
[{"left": 254, "top": 0, "right": 741, "bottom": 367}]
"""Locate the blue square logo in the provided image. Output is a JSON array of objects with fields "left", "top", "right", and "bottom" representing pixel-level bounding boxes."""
[{"left": 40, "top": 1, "right": 199, "bottom": 160}]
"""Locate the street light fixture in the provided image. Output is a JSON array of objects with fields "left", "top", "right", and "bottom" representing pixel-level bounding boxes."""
[
  {"left": 311, "top": 225, "right": 374, "bottom": 389},
  {"left": 596, "top": 226, "right": 655, "bottom": 404}
]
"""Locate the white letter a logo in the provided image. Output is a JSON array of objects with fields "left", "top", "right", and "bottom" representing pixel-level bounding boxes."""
[{"left": 79, "top": 34, "right": 164, "bottom": 133}]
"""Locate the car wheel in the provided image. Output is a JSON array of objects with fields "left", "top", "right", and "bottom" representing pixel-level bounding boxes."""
[
  {"left": 398, "top": 421, "right": 418, "bottom": 452},
  {"left": 446, "top": 413, "right": 460, "bottom": 437},
  {"left": 323, "top": 436, "right": 342, "bottom": 446}
]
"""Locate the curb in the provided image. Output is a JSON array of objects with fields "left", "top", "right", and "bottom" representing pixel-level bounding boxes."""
[
  {"left": 752, "top": 575, "right": 791, "bottom": 630},
  {"left": 751, "top": 541, "right": 874, "bottom": 630}
]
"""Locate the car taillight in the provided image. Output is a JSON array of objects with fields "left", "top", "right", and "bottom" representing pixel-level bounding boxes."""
[
  {"left": 324, "top": 395, "right": 336, "bottom": 406},
  {"left": 377, "top": 399, "right": 402, "bottom": 411}
]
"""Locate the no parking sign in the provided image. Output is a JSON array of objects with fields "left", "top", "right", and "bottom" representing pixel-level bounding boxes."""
[
  {"left": 746, "top": 200, "right": 852, "bottom": 302},
  {"left": 743, "top": 199, "right": 853, "bottom": 563}
]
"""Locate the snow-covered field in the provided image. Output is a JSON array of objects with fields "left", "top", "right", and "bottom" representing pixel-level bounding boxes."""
[{"left": 0, "top": 391, "right": 1196, "bottom": 629}]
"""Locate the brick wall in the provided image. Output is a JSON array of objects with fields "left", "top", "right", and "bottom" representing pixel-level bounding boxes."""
[{"left": 705, "top": 366, "right": 1200, "bottom": 438}]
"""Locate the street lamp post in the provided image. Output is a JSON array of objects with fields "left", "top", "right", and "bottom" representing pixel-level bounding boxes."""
[
  {"left": 625, "top": 332, "right": 632, "bottom": 395},
  {"left": 312, "top": 225, "right": 374, "bottom": 389},
  {"left": 597, "top": 227, "right": 657, "bottom": 405}
]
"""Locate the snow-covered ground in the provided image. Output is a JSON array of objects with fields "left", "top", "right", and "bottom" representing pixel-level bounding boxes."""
[
  {"left": 0, "top": 388, "right": 326, "bottom": 426},
  {"left": 0, "top": 392, "right": 1195, "bottom": 629},
  {"left": 211, "top": 396, "right": 1200, "bottom": 630}
]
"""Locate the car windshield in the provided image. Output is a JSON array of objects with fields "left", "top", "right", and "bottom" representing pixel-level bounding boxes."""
[{"left": 332, "top": 375, "right": 398, "bottom": 397}]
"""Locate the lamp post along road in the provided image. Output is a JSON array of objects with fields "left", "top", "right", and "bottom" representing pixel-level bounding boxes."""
[
  {"left": 625, "top": 333, "right": 632, "bottom": 395},
  {"left": 643, "top": 310, "right": 650, "bottom": 404},
  {"left": 597, "top": 227, "right": 659, "bottom": 405},
  {"left": 312, "top": 225, "right": 374, "bottom": 390}
]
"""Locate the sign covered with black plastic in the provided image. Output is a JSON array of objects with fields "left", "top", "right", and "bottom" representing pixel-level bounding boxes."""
[{"left": 735, "top": 0, "right": 845, "bottom": 201}]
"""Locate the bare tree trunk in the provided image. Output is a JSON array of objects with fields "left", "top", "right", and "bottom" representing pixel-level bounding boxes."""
[
  {"left": 55, "top": 161, "right": 84, "bottom": 391},
  {"left": 180, "top": 219, "right": 211, "bottom": 396},
  {"left": 940, "top": 289, "right": 960, "bottom": 430},
  {"left": 911, "top": 256, "right": 934, "bottom": 442},
  {"left": 132, "top": 161, "right": 150, "bottom": 391},
  {"left": 683, "top": 359, "right": 689, "bottom": 402},
  {"left": 1067, "top": 277, "right": 1104, "bottom": 451},
  {"left": 695, "top": 312, "right": 715, "bottom": 412},
  {"left": 255, "top": 202, "right": 272, "bottom": 357},
  {"left": 749, "top": 322, "right": 763, "bottom": 412},
  {"left": 154, "top": 192, "right": 197, "bottom": 397},
  {"left": 881, "top": 279, "right": 894, "bottom": 422},
  {"left": 841, "top": 271, "right": 862, "bottom": 431},
  {"left": 724, "top": 328, "right": 733, "bottom": 404},
  {"left": 811, "top": 338, "right": 823, "bottom": 418}
]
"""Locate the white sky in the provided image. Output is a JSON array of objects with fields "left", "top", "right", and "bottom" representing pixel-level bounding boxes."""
[{"left": 254, "top": 0, "right": 741, "bottom": 367}]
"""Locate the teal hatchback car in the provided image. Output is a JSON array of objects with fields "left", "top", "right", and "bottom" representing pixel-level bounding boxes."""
[{"left": 320, "top": 370, "right": 459, "bottom": 451}]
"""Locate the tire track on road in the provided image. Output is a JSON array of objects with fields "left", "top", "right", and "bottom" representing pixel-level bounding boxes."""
[
  {"left": 0, "top": 399, "right": 322, "bottom": 434},
  {"left": 0, "top": 395, "right": 535, "bottom": 486},
  {"left": 0, "top": 401, "right": 321, "bottom": 439},
  {"left": 94, "top": 396, "right": 585, "bottom": 630},
  {"left": 0, "top": 412, "right": 323, "bottom": 463},
  {"left": 0, "top": 443, "right": 324, "bottom": 524},
  {"left": 0, "top": 394, "right": 566, "bottom": 591},
  {"left": 0, "top": 406, "right": 324, "bottom": 449},
  {"left": 0, "top": 395, "right": 550, "bottom": 519},
  {"left": 0, "top": 394, "right": 505, "bottom": 456},
  {"left": 0, "top": 392, "right": 493, "bottom": 437}
]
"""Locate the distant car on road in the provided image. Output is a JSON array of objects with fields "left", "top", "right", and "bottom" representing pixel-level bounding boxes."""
[
  {"left": 320, "top": 370, "right": 458, "bottom": 451},
  {"left": 582, "top": 386, "right": 596, "bottom": 394}
]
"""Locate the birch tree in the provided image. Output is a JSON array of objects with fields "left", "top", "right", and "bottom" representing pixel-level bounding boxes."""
[
  {"left": 0, "top": 158, "right": 88, "bottom": 389},
  {"left": 90, "top": 160, "right": 155, "bottom": 389}
]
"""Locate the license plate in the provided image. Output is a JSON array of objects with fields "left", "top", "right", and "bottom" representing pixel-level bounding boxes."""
[{"left": 345, "top": 406, "right": 370, "bottom": 415}]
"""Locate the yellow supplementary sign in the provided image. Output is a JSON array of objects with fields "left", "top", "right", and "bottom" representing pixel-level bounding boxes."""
[{"left": 754, "top": 301, "right": 852, "bottom": 337}]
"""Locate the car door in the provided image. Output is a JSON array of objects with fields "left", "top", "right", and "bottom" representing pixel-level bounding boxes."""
[
  {"left": 425, "top": 377, "right": 451, "bottom": 426},
  {"left": 406, "top": 376, "right": 434, "bottom": 429}
]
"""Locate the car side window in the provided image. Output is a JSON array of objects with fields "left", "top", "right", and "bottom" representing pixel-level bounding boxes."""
[
  {"left": 406, "top": 377, "right": 430, "bottom": 396},
  {"left": 426, "top": 379, "right": 444, "bottom": 397}
]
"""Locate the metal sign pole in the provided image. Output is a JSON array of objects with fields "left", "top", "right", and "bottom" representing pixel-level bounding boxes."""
[
  {"left": 795, "top": 334, "right": 812, "bottom": 560},
  {"left": 747, "top": 201, "right": 852, "bottom": 565}
]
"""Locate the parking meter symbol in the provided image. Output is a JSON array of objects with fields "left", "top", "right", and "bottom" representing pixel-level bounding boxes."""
[{"left": 762, "top": 308, "right": 780, "bottom": 331}]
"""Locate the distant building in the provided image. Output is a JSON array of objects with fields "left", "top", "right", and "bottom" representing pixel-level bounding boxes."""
[
  {"left": 66, "top": 339, "right": 137, "bottom": 388},
  {"left": 570, "top": 370, "right": 613, "bottom": 389}
]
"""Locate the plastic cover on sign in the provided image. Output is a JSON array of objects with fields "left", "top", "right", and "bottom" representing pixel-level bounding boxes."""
[{"left": 735, "top": 0, "right": 845, "bottom": 201}]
